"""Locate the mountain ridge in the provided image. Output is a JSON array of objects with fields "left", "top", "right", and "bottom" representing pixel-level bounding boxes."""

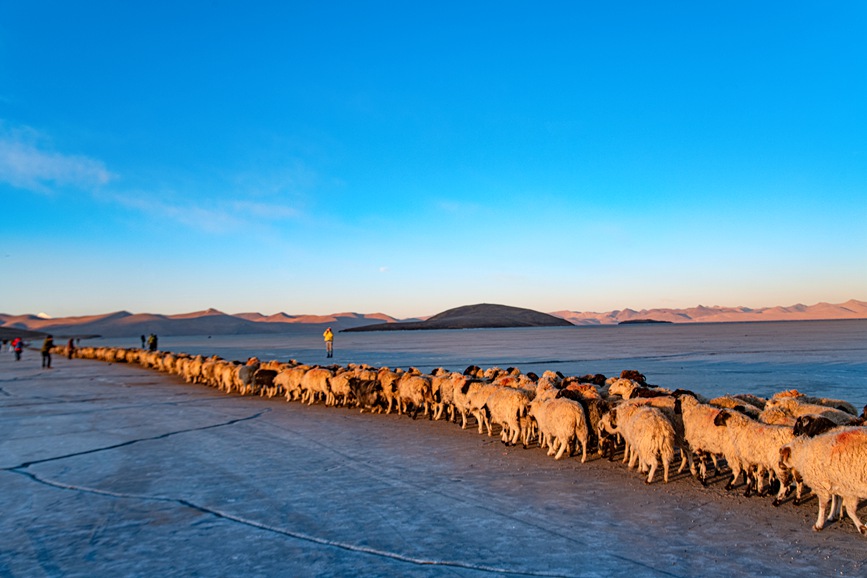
[{"left": 1, "top": 299, "right": 864, "bottom": 338}]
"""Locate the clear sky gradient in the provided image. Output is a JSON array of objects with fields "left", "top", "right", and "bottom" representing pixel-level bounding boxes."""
[{"left": 2, "top": 2, "right": 865, "bottom": 318}]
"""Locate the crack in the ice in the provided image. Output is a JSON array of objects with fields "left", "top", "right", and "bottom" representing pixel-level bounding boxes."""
[
  {"left": 2, "top": 410, "right": 269, "bottom": 471},
  {"left": 257, "top": 419, "right": 687, "bottom": 578},
  {"left": 10, "top": 467, "right": 589, "bottom": 578}
]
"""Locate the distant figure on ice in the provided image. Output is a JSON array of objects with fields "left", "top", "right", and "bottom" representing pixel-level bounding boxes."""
[
  {"left": 67, "top": 337, "right": 76, "bottom": 359},
  {"left": 41, "top": 335, "right": 54, "bottom": 369},
  {"left": 147, "top": 333, "right": 158, "bottom": 352},
  {"left": 12, "top": 337, "right": 23, "bottom": 361},
  {"left": 140, "top": 334, "right": 146, "bottom": 349},
  {"left": 323, "top": 327, "right": 334, "bottom": 358}
]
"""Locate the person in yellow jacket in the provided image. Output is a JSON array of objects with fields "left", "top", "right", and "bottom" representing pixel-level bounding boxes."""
[{"left": 323, "top": 327, "right": 334, "bottom": 358}]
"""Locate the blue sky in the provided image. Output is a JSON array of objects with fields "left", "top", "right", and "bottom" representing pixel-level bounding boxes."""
[{"left": 1, "top": 1, "right": 865, "bottom": 318}]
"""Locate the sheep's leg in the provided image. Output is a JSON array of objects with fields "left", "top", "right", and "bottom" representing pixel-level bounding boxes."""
[
  {"left": 827, "top": 495, "right": 842, "bottom": 524},
  {"left": 509, "top": 425, "right": 521, "bottom": 446},
  {"left": 772, "top": 467, "right": 795, "bottom": 506},
  {"left": 709, "top": 454, "right": 721, "bottom": 476},
  {"left": 628, "top": 447, "right": 639, "bottom": 470},
  {"left": 645, "top": 457, "right": 658, "bottom": 484},
  {"left": 662, "top": 455, "right": 670, "bottom": 483},
  {"left": 547, "top": 437, "right": 557, "bottom": 457},
  {"left": 554, "top": 438, "right": 569, "bottom": 460},
  {"left": 813, "top": 491, "right": 832, "bottom": 531},
  {"left": 756, "top": 467, "right": 770, "bottom": 497},
  {"left": 579, "top": 439, "right": 587, "bottom": 463},
  {"left": 841, "top": 495, "right": 867, "bottom": 535},
  {"left": 433, "top": 404, "right": 443, "bottom": 420}
]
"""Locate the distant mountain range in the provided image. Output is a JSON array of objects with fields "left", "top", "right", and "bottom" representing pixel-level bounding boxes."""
[
  {"left": 1, "top": 299, "right": 865, "bottom": 339},
  {"left": 550, "top": 299, "right": 867, "bottom": 325},
  {"left": 0, "top": 309, "right": 404, "bottom": 338}
]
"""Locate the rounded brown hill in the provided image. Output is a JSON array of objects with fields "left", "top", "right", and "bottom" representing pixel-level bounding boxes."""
[{"left": 343, "top": 303, "right": 574, "bottom": 332}]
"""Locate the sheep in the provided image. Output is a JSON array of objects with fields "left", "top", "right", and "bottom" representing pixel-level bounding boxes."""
[
  {"left": 528, "top": 397, "right": 590, "bottom": 462},
  {"left": 327, "top": 370, "right": 357, "bottom": 407},
  {"left": 732, "top": 393, "right": 768, "bottom": 411},
  {"left": 792, "top": 414, "right": 848, "bottom": 438},
  {"left": 277, "top": 365, "right": 309, "bottom": 402},
  {"left": 758, "top": 406, "right": 797, "bottom": 427},
  {"left": 765, "top": 397, "right": 858, "bottom": 426},
  {"left": 599, "top": 405, "right": 675, "bottom": 483},
  {"left": 616, "top": 397, "right": 694, "bottom": 476},
  {"left": 709, "top": 395, "right": 763, "bottom": 420},
  {"left": 607, "top": 378, "right": 642, "bottom": 400},
  {"left": 481, "top": 386, "right": 532, "bottom": 446},
  {"left": 675, "top": 393, "right": 731, "bottom": 484},
  {"left": 431, "top": 371, "right": 463, "bottom": 421},
  {"left": 236, "top": 358, "right": 261, "bottom": 395},
  {"left": 251, "top": 368, "right": 278, "bottom": 397},
  {"left": 772, "top": 389, "right": 859, "bottom": 416},
  {"left": 396, "top": 373, "right": 434, "bottom": 419},
  {"left": 347, "top": 375, "right": 381, "bottom": 412},
  {"left": 456, "top": 380, "right": 499, "bottom": 433},
  {"left": 376, "top": 367, "right": 402, "bottom": 414},
  {"left": 780, "top": 428, "right": 867, "bottom": 535},
  {"left": 300, "top": 367, "right": 333, "bottom": 405},
  {"left": 620, "top": 369, "right": 647, "bottom": 385},
  {"left": 711, "top": 409, "right": 796, "bottom": 503}
]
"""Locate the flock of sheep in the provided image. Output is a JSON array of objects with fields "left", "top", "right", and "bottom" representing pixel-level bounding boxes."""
[{"left": 64, "top": 344, "right": 867, "bottom": 538}]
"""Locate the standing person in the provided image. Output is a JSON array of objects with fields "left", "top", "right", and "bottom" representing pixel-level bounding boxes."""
[
  {"left": 41, "top": 335, "right": 54, "bottom": 369},
  {"left": 147, "top": 333, "right": 158, "bottom": 352},
  {"left": 67, "top": 337, "right": 76, "bottom": 359},
  {"left": 323, "top": 327, "right": 334, "bottom": 358},
  {"left": 140, "top": 334, "right": 146, "bottom": 349},
  {"left": 12, "top": 337, "right": 23, "bottom": 361}
]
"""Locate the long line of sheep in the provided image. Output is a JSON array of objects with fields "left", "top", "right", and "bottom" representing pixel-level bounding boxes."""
[{"left": 62, "top": 344, "right": 867, "bottom": 538}]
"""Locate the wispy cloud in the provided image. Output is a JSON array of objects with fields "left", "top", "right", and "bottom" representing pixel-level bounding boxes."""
[
  {"left": 111, "top": 194, "right": 301, "bottom": 234},
  {"left": 0, "top": 124, "right": 112, "bottom": 193}
]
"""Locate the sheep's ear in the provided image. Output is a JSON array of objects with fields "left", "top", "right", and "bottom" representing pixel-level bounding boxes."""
[
  {"left": 713, "top": 411, "right": 730, "bottom": 426},
  {"left": 792, "top": 416, "right": 806, "bottom": 436}
]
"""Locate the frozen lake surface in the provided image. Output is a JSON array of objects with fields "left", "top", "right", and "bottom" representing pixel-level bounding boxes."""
[{"left": 96, "top": 319, "right": 867, "bottom": 406}]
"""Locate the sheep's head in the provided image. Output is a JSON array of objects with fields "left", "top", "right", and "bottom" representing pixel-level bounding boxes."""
[
  {"left": 792, "top": 414, "right": 838, "bottom": 437},
  {"left": 713, "top": 410, "right": 732, "bottom": 427}
]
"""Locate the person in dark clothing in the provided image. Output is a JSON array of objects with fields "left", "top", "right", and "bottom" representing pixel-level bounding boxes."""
[
  {"left": 147, "top": 333, "right": 158, "bottom": 352},
  {"left": 41, "top": 335, "right": 54, "bottom": 368},
  {"left": 67, "top": 337, "right": 76, "bottom": 359},
  {"left": 141, "top": 335, "right": 146, "bottom": 348}
]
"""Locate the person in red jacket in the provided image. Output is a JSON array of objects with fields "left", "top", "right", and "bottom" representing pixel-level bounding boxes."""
[{"left": 12, "top": 337, "right": 23, "bottom": 361}]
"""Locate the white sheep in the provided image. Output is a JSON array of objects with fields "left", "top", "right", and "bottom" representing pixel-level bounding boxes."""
[
  {"left": 396, "top": 373, "right": 434, "bottom": 419},
  {"left": 765, "top": 397, "right": 857, "bottom": 426},
  {"left": 780, "top": 428, "right": 867, "bottom": 535},
  {"left": 529, "top": 397, "right": 590, "bottom": 462},
  {"left": 675, "top": 394, "right": 731, "bottom": 484},
  {"left": 772, "top": 389, "right": 859, "bottom": 416},
  {"left": 300, "top": 367, "right": 333, "bottom": 405},
  {"left": 711, "top": 409, "right": 796, "bottom": 503},
  {"left": 599, "top": 404, "right": 675, "bottom": 483},
  {"left": 482, "top": 386, "right": 532, "bottom": 446}
]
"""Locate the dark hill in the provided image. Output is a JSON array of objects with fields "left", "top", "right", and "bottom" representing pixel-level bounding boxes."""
[{"left": 342, "top": 303, "right": 574, "bottom": 332}]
